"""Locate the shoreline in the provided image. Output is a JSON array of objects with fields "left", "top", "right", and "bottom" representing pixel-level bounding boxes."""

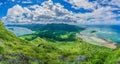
[{"left": 76, "top": 33, "right": 116, "bottom": 49}]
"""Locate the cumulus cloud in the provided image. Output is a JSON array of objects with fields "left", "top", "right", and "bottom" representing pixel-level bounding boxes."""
[
  {"left": 65, "top": 0, "right": 120, "bottom": 9},
  {"left": 2, "top": 0, "right": 75, "bottom": 24},
  {"left": 64, "top": 0, "right": 97, "bottom": 10},
  {"left": 75, "top": 6, "right": 119, "bottom": 24},
  {"left": 108, "top": 0, "right": 120, "bottom": 7},
  {"left": 3, "top": 5, "right": 31, "bottom": 23},
  {"left": 2, "top": 0, "right": 120, "bottom": 24},
  {"left": 96, "top": 0, "right": 120, "bottom": 7}
]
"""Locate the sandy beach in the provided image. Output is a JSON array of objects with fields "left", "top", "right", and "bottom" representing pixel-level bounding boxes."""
[{"left": 76, "top": 33, "right": 116, "bottom": 49}]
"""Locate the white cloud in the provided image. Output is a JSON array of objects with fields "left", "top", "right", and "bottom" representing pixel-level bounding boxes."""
[
  {"left": 64, "top": 0, "right": 97, "bottom": 10},
  {"left": 9, "top": 0, "right": 33, "bottom": 3},
  {"left": 3, "top": 4, "right": 32, "bottom": 23},
  {"left": 2, "top": 0, "right": 74, "bottom": 24},
  {"left": 97, "top": 0, "right": 120, "bottom": 7},
  {"left": 2, "top": 0, "right": 120, "bottom": 24},
  {"left": 110, "top": 0, "right": 120, "bottom": 7},
  {"left": 22, "top": 0, "right": 32, "bottom": 4},
  {"left": 11, "top": 0, "right": 15, "bottom": 2},
  {"left": 65, "top": 0, "right": 120, "bottom": 9},
  {"left": 74, "top": 6, "right": 119, "bottom": 24},
  {"left": 7, "top": 5, "right": 24, "bottom": 16}
]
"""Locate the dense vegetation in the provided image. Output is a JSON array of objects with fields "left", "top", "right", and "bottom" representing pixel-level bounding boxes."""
[
  {"left": 19, "top": 23, "right": 84, "bottom": 41},
  {"left": 6, "top": 23, "right": 84, "bottom": 32},
  {"left": 1, "top": 21, "right": 120, "bottom": 64}
]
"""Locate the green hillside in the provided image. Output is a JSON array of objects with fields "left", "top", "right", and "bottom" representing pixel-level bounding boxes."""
[
  {"left": 19, "top": 23, "right": 84, "bottom": 41},
  {"left": 0, "top": 22, "right": 21, "bottom": 42},
  {"left": 0, "top": 21, "right": 120, "bottom": 64}
]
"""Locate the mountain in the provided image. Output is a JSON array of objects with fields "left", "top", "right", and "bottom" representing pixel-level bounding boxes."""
[
  {"left": 1, "top": 21, "right": 120, "bottom": 64},
  {"left": 16, "top": 23, "right": 84, "bottom": 41}
]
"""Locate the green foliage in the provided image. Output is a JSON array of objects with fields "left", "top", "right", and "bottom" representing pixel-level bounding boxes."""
[
  {"left": 7, "top": 23, "right": 84, "bottom": 32},
  {"left": 0, "top": 46, "right": 4, "bottom": 54},
  {"left": 19, "top": 23, "right": 84, "bottom": 41},
  {"left": 1, "top": 22, "right": 120, "bottom": 64},
  {"left": 0, "top": 21, "right": 23, "bottom": 42}
]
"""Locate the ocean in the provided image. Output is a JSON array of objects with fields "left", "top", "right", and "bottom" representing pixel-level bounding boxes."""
[
  {"left": 5, "top": 26, "right": 35, "bottom": 36},
  {"left": 81, "top": 25, "right": 120, "bottom": 43}
]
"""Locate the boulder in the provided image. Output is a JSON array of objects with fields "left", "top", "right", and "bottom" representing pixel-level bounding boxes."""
[{"left": 75, "top": 55, "right": 87, "bottom": 62}]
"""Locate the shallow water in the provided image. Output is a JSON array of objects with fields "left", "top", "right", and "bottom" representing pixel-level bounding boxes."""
[
  {"left": 6, "top": 26, "right": 35, "bottom": 36},
  {"left": 81, "top": 25, "right": 120, "bottom": 43}
]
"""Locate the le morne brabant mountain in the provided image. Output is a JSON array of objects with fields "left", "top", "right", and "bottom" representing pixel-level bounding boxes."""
[{"left": 0, "top": 21, "right": 120, "bottom": 64}]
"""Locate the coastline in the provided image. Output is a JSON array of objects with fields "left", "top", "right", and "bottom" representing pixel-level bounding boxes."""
[{"left": 76, "top": 33, "right": 116, "bottom": 49}]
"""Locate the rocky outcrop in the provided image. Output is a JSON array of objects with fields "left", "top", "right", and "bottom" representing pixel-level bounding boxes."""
[
  {"left": 0, "top": 53, "right": 42, "bottom": 64},
  {"left": 74, "top": 55, "right": 88, "bottom": 64}
]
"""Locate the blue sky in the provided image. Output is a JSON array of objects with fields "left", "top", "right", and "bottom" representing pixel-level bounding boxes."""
[{"left": 0, "top": 0, "right": 120, "bottom": 24}]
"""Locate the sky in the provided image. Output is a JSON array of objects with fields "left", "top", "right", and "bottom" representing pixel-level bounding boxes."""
[{"left": 0, "top": 0, "right": 120, "bottom": 24}]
